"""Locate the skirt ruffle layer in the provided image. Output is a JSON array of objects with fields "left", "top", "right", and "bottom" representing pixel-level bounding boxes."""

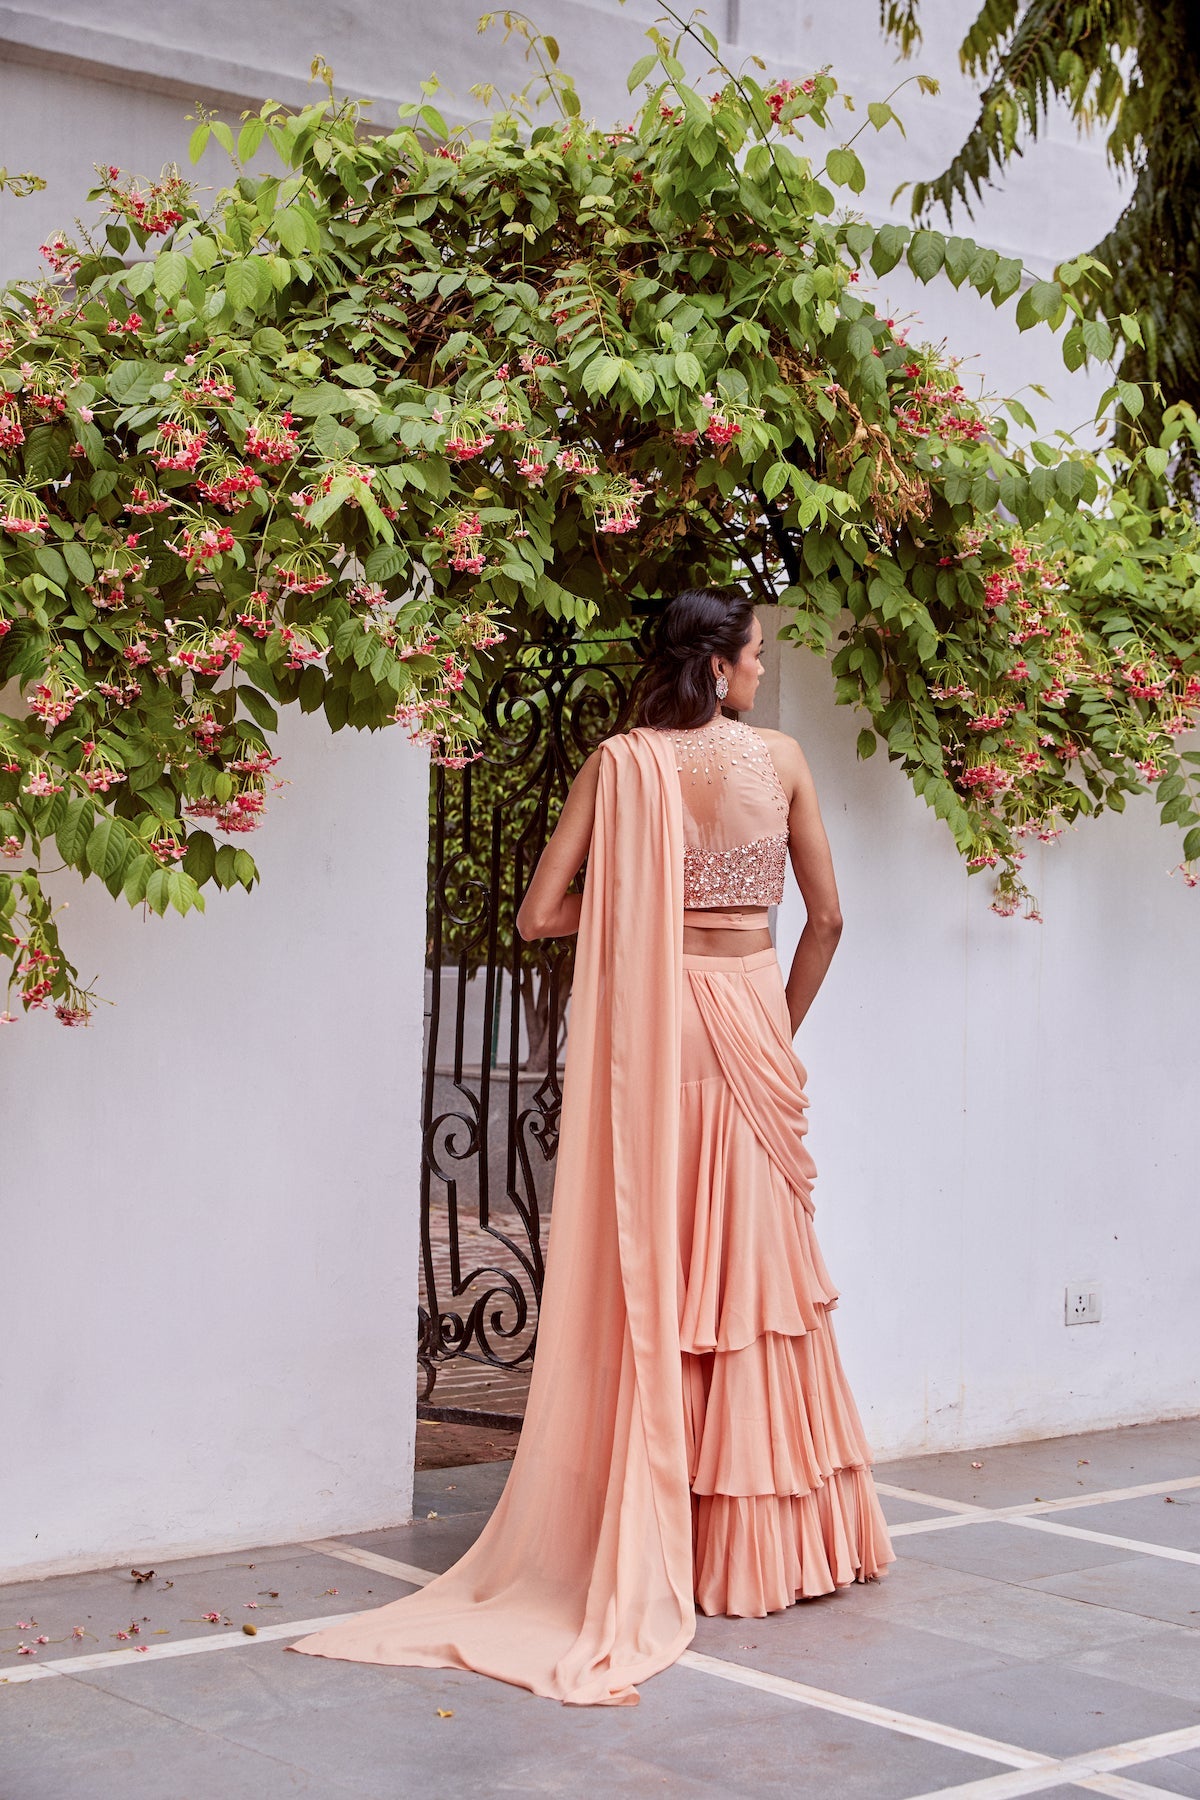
[{"left": 678, "top": 956, "right": 895, "bottom": 1619}]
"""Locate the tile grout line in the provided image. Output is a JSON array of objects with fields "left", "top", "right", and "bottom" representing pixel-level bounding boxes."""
[
  {"left": 880, "top": 1472, "right": 1200, "bottom": 1564},
  {"left": 676, "top": 1648, "right": 1050, "bottom": 1771},
  {"left": 0, "top": 1611, "right": 365, "bottom": 1686},
  {"left": 905, "top": 1714, "right": 1200, "bottom": 1799},
  {"left": 9, "top": 1468, "right": 1200, "bottom": 1792},
  {"left": 1080, "top": 1777, "right": 1196, "bottom": 1800},
  {"left": 879, "top": 1473, "right": 1200, "bottom": 1521},
  {"left": 8, "top": 1533, "right": 1200, "bottom": 1800}
]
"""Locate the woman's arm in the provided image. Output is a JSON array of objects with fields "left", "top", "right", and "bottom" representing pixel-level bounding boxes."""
[
  {"left": 515, "top": 746, "right": 604, "bottom": 940},
  {"left": 762, "top": 732, "right": 844, "bottom": 1035}
]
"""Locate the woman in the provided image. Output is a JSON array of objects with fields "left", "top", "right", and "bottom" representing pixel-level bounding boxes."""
[{"left": 288, "top": 587, "right": 893, "bottom": 1704}]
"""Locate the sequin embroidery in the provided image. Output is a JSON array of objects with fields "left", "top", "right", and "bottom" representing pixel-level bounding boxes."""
[
  {"left": 659, "top": 716, "right": 790, "bottom": 908},
  {"left": 681, "top": 832, "right": 788, "bottom": 907}
]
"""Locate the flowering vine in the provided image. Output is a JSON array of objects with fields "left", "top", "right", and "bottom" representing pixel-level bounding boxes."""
[{"left": 0, "top": 12, "right": 1196, "bottom": 1024}]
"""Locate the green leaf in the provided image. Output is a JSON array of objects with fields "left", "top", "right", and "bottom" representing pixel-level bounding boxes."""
[
  {"left": 1016, "top": 279, "right": 1063, "bottom": 331},
  {"left": 238, "top": 116, "right": 268, "bottom": 162},
  {"left": 1144, "top": 445, "right": 1170, "bottom": 479},
  {"left": 991, "top": 257, "right": 1023, "bottom": 303},
  {"left": 144, "top": 866, "right": 171, "bottom": 914},
  {"left": 1183, "top": 826, "right": 1200, "bottom": 862},
  {"left": 86, "top": 815, "right": 131, "bottom": 879},
  {"left": 124, "top": 260, "right": 155, "bottom": 297},
  {"left": 364, "top": 543, "right": 409, "bottom": 582},
  {"left": 761, "top": 461, "right": 792, "bottom": 503},
  {"left": 226, "top": 257, "right": 269, "bottom": 312},
  {"left": 867, "top": 101, "right": 893, "bottom": 131},
  {"left": 34, "top": 545, "right": 68, "bottom": 587},
  {"left": 153, "top": 250, "right": 188, "bottom": 300},
  {"left": 826, "top": 147, "right": 865, "bottom": 193},
  {"left": 311, "top": 414, "right": 358, "bottom": 457},
  {"left": 1117, "top": 380, "right": 1145, "bottom": 419},
  {"left": 211, "top": 119, "right": 235, "bottom": 157},
  {"left": 627, "top": 52, "right": 657, "bottom": 90},
  {"left": 62, "top": 541, "right": 94, "bottom": 584},
  {"left": 907, "top": 230, "right": 945, "bottom": 283},
  {"left": 1054, "top": 459, "right": 1086, "bottom": 503},
  {"left": 238, "top": 685, "right": 279, "bottom": 731},
  {"left": 107, "top": 360, "right": 161, "bottom": 406},
  {"left": 55, "top": 796, "right": 95, "bottom": 865},
  {"left": 1081, "top": 317, "right": 1114, "bottom": 361},
  {"left": 856, "top": 728, "right": 877, "bottom": 759},
  {"left": 188, "top": 122, "right": 211, "bottom": 164},
  {"left": 182, "top": 829, "right": 216, "bottom": 885},
  {"left": 674, "top": 349, "right": 703, "bottom": 388},
  {"left": 23, "top": 426, "right": 69, "bottom": 487},
  {"left": 870, "top": 223, "right": 908, "bottom": 277},
  {"left": 273, "top": 207, "right": 310, "bottom": 256}
]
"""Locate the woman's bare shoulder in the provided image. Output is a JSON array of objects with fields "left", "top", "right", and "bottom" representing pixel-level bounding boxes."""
[{"left": 747, "top": 725, "right": 810, "bottom": 772}]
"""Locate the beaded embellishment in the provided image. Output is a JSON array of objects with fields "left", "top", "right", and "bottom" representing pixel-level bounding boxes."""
[
  {"left": 660, "top": 717, "right": 790, "bottom": 909},
  {"left": 681, "top": 833, "right": 788, "bottom": 908}
]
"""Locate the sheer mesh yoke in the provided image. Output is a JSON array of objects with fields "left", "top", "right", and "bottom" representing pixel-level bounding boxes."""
[{"left": 659, "top": 717, "right": 789, "bottom": 914}]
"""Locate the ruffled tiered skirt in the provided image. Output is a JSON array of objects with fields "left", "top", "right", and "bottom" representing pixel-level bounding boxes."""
[{"left": 679, "top": 946, "right": 895, "bottom": 1618}]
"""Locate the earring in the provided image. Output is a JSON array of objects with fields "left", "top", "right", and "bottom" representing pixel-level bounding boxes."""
[{"left": 714, "top": 672, "right": 729, "bottom": 701}]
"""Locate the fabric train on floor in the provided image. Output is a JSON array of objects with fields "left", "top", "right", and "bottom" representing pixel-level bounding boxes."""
[{"left": 287, "top": 728, "right": 893, "bottom": 1704}]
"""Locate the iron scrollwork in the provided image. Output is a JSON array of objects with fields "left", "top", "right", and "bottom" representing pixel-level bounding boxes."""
[{"left": 418, "top": 631, "right": 642, "bottom": 1422}]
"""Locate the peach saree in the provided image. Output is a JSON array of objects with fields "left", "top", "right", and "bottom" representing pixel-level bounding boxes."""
[{"left": 288, "top": 726, "right": 892, "bottom": 1705}]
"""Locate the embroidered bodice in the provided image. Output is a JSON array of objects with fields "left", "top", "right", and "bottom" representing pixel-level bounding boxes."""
[{"left": 658, "top": 716, "right": 790, "bottom": 909}]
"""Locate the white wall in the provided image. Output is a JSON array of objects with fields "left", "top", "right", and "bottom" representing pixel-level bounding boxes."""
[
  {"left": 766, "top": 648, "right": 1200, "bottom": 1459},
  {"left": 1, "top": 0, "right": 1194, "bottom": 1568},
  {"left": 0, "top": 708, "right": 428, "bottom": 1581}
]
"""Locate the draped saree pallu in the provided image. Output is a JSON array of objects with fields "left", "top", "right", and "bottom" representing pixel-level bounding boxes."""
[{"left": 287, "top": 725, "right": 893, "bottom": 1705}]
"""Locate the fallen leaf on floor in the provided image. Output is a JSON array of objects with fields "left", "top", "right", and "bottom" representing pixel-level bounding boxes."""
[
  {"left": 243, "top": 1624, "right": 258, "bottom": 1636},
  {"left": 970, "top": 1461, "right": 983, "bottom": 1469},
  {"left": 130, "top": 1569, "right": 155, "bottom": 1583},
  {"left": 436, "top": 1708, "right": 454, "bottom": 1718},
  {"left": 1077, "top": 1459, "right": 1089, "bottom": 1466},
  {"left": 427, "top": 1511, "right": 440, "bottom": 1519},
  {"left": 1165, "top": 1496, "right": 1177, "bottom": 1504}
]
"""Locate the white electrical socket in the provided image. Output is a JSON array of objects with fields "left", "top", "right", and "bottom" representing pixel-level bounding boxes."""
[{"left": 1065, "top": 1285, "right": 1101, "bottom": 1325}]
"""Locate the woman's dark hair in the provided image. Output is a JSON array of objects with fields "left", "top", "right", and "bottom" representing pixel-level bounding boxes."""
[{"left": 635, "top": 587, "right": 757, "bottom": 729}]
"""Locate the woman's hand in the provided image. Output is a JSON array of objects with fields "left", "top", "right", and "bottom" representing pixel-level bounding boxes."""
[{"left": 515, "top": 747, "right": 604, "bottom": 940}]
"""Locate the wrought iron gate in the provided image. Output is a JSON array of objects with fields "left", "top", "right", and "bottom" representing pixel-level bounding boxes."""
[{"left": 418, "top": 630, "right": 642, "bottom": 1428}]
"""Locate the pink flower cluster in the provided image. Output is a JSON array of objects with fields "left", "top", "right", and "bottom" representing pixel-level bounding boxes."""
[
  {"left": 244, "top": 410, "right": 299, "bottom": 464},
  {"left": 153, "top": 422, "right": 208, "bottom": 472},
  {"left": 106, "top": 169, "right": 188, "bottom": 235},
  {"left": 764, "top": 76, "right": 816, "bottom": 122},
  {"left": 447, "top": 511, "right": 485, "bottom": 574},
  {"left": 593, "top": 477, "right": 648, "bottom": 535},
  {"left": 175, "top": 524, "right": 235, "bottom": 567},
  {"left": 702, "top": 393, "right": 741, "bottom": 447},
  {"left": 28, "top": 677, "right": 84, "bottom": 727},
  {"left": 169, "top": 629, "right": 241, "bottom": 676},
  {"left": 195, "top": 464, "right": 262, "bottom": 510},
  {"left": 39, "top": 233, "right": 81, "bottom": 277},
  {"left": 126, "top": 483, "right": 171, "bottom": 516}
]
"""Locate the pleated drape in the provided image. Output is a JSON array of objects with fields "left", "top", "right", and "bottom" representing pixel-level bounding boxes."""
[{"left": 287, "top": 727, "right": 695, "bottom": 1705}]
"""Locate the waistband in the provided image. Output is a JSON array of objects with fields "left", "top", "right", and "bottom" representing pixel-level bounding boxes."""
[
  {"left": 682, "top": 945, "right": 779, "bottom": 974},
  {"left": 681, "top": 908, "right": 770, "bottom": 930}
]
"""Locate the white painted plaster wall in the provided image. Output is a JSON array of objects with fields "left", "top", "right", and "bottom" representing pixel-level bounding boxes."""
[
  {"left": 765, "top": 649, "right": 1200, "bottom": 1460},
  {"left": 0, "top": 709, "right": 428, "bottom": 1580},
  {"left": 1, "top": 0, "right": 1195, "bottom": 1570}
]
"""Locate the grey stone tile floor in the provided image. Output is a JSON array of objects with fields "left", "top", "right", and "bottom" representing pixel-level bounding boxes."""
[{"left": 3, "top": 1415, "right": 1199, "bottom": 1800}]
